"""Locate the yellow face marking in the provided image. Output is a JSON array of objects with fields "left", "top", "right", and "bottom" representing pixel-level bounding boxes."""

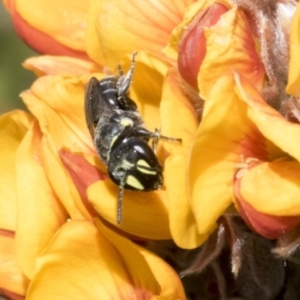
[
  {"left": 126, "top": 175, "right": 144, "bottom": 190},
  {"left": 121, "top": 159, "right": 134, "bottom": 170},
  {"left": 136, "top": 159, "right": 157, "bottom": 175},
  {"left": 137, "top": 159, "right": 151, "bottom": 168},
  {"left": 120, "top": 117, "right": 134, "bottom": 127}
]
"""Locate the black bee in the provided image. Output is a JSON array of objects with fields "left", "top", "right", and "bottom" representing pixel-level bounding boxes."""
[{"left": 85, "top": 53, "right": 181, "bottom": 224}]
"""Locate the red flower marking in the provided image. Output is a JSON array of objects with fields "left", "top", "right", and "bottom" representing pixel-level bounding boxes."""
[
  {"left": 178, "top": 3, "right": 228, "bottom": 88},
  {"left": 59, "top": 148, "right": 107, "bottom": 218},
  {"left": 234, "top": 160, "right": 300, "bottom": 239}
]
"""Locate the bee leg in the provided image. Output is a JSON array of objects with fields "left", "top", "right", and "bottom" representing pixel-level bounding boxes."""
[
  {"left": 132, "top": 127, "right": 182, "bottom": 151},
  {"left": 117, "top": 64, "right": 124, "bottom": 76},
  {"left": 158, "top": 134, "right": 182, "bottom": 143},
  {"left": 151, "top": 128, "right": 160, "bottom": 154},
  {"left": 151, "top": 128, "right": 182, "bottom": 151},
  {"left": 116, "top": 52, "right": 138, "bottom": 97}
]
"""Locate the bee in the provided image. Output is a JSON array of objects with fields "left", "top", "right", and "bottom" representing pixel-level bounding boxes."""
[{"left": 85, "top": 53, "right": 181, "bottom": 224}]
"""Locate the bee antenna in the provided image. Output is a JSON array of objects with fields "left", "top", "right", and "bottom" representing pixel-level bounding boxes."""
[
  {"left": 116, "top": 52, "right": 138, "bottom": 98},
  {"left": 117, "top": 182, "right": 125, "bottom": 224}
]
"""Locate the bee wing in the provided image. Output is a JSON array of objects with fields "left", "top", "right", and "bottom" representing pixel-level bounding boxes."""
[{"left": 85, "top": 77, "right": 102, "bottom": 138}]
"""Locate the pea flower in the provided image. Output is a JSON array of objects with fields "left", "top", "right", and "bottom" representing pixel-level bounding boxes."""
[
  {"left": 1, "top": 54, "right": 187, "bottom": 298},
  {"left": 89, "top": 0, "right": 300, "bottom": 248},
  {"left": 4, "top": 0, "right": 300, "bottom": 297},
  {"left": 26, "top": 219, "right": 185, "bottom": 300}
]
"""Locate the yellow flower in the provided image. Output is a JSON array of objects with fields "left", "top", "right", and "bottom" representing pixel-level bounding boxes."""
[
  {"left": 0, "top": 110, "right": 32, "bottom": 297},
  {"left": 188, "top": 71, "right": 300, "bottom": 241},
  {"left": 1, "top": 55, "right": 187, "bottom": 298},
  {"left": 233, "top": 70, "right": 300, "bottom": 239},
  {"left": 4, "top": 0, "right": 300, "bottom": 296},
  {"left": 26, "top": 219, "right": 185, "bottom": 300}
]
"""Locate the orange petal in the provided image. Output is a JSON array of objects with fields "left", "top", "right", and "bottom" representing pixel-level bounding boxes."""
[
  {"left": 5, "top": 0, "right": 88, "bottom": 59},
  {"left": 198, "top": 7, "right": 264, "bottom": 98},
  {"left": 160, "top": 69, "right": 207, "bottom": 248},
  {"left": 189, "top": 73, "right": 267, "bottom": 235},
  {"left": 15, "top": 120, "right": 68, "bottom": 279},
  {"left": 87, "top": 0, "right": 195, "bottom": 67},
  {"left": 26, "top": 220, "right": 185, "bottom": 300},
  {"left": 0, "top": 233, "right": 29, "bottom": 296},
  {"left": 286, "top": 2, "right": 300, "bottom": 96},
  {"left": 23, "top": 56, "right": 101, "bottom": 77},
  {"left": 0, "top": 110, "right": 32, "bottom": 231}
]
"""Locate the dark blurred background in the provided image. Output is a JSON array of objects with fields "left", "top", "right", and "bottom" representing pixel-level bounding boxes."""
[{"left": 0, "top": 4, "right": 36, "bottom": 114}]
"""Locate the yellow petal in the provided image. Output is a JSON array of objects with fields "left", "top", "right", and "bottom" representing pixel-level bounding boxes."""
[
  {"left": 124, "top": 52, "right": 170, "bottom": 132},
  {"left": 23, "top": 55, "right": 102, "bottom": 77},
  {"left": 160, "top": 69, "right": 207, "bottom": 248},
  {"left": 87, "top": 0, "right": 194, "bottom": 67},
  {"left": 286, "top": 2, "right": 300, "bottom": 96},
  {"left": 189, "top": 73, "right": 266, "bottom": 235},
  {"left": 235, "top": 173, "right": 300, "bottom": 239},
  {"left": 88, "top": 180, "right": 171, "bottom": 240},
  {"left": 21, "top": 75, "right": 93, "bottom": 154},
  {"left": 235, "top": 72, "right": 300, "bottom": 162},
  {"left": 16, "top": 0, "right": 88, "bottom": 52},
  {"left": 199, "top": 7, "right": 264, "bottom": 98},
  {"left": 15, "top": 120, "right": 68, "bottom": 279},
  {"left": 21, "top": 75, "right": 96, "bottom": 219},
  {"left": 0, "top": 110, "right": 32, "bottom": 231},
  {"left": 0, "top": 233, "right": 29, "bottom": 296},
  {"left": 41, "top": 138, "right": 88, "bottom": 220},
  {"left": 27, "top": 220, "right": 185, "bottom": 300},
  {"left": 98, "top": 219, "right": 186, "bottom": 300},
  {"left": 240, "top": 160, "right": 300, "bottom": 216},
  {"left": 6, "top": 0, "right": 88, "bottom": 59},
  {"left": 160, "top": 68, "right": 198, "bottom": 152}
]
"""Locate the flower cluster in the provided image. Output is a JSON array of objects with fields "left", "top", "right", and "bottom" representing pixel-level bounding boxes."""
[{"left": 2, "top": 0, "right": 300, "bottom": 298}]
